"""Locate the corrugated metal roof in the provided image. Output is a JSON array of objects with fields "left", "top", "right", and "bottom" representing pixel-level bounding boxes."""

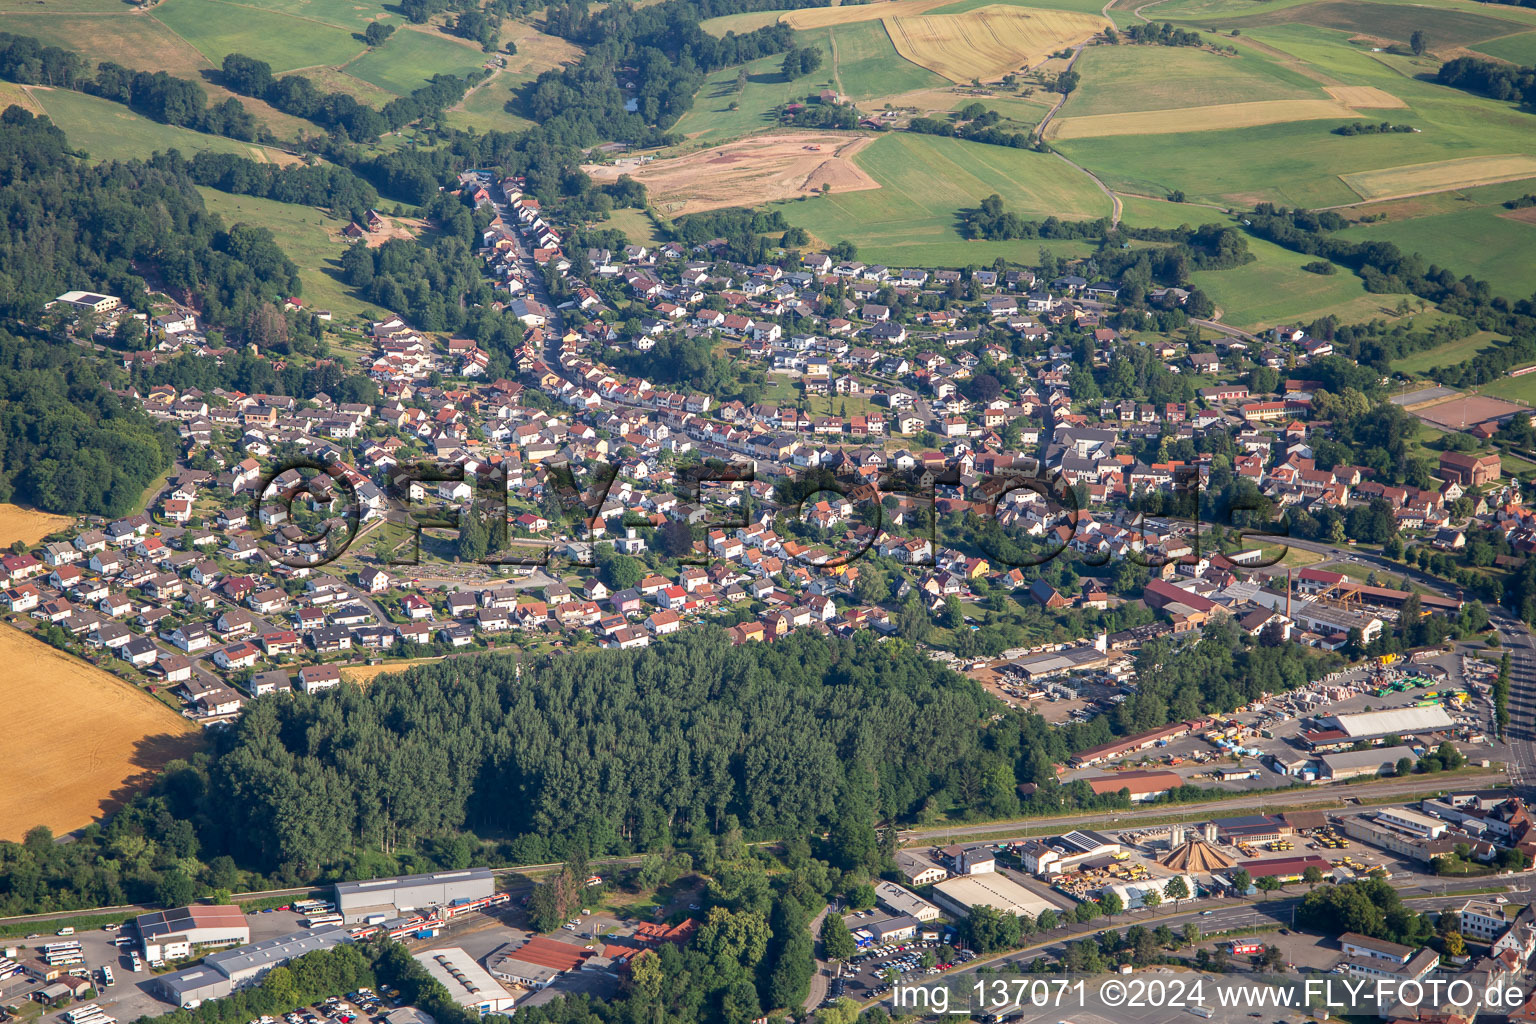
[{"left": 1331, "top": 705, "right": 1452, "bottom": 737}]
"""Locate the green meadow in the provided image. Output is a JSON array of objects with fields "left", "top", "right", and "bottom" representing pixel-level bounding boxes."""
[
  {"left": 198, "top": 188, "right": 377, "bottom": 322},
  {"left": 1390, "top": 331, "right": 1506, "bottom": 376},
  {"left": 151, "top": 0, "right": 365, "bottom": 72},
  {"left": 342, "top": 28, "right": 490, "bottom": 97},
  {"left": 776, "top": 132, "right": 1110, "bottom": 265},
  {"left": 1064, "top": 39, "right": 1322, "bottom": 117},
  {"left": 1189, "top": 235, "right": 1398, "bottom": 329},
  {"left": 28, "top": 87, "right": 294, "bottom": 164}
]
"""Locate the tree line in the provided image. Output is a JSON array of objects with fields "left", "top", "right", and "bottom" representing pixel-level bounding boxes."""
[
  {"left": 0, "top": 32, "right": 263, "bottom": 141},
  {"left": 221, "top": 53, "right": 475, "bottom": 143},
  {"left": 1437, "top": 55, "right": 1536, "bottom": 108}
]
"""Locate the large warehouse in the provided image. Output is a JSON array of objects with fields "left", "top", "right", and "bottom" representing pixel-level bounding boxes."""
[
  {"left": 413, "top": 947, "right": 518, "bottom": 1014},
  {"left": 135, "top": 905, "right": 251, "bottom": 959},
  {"left": 333, "top": 867, "right": 495, "bottom": 923},
  {"left": 931, "top": 874, "right": 1058, "bottom": 920},
  {"left": 151, "top": 927, "right": 350, "bottom": 1007},
  {"left": 1303, "top": 706, "right": 1454, "bottom": 751}
]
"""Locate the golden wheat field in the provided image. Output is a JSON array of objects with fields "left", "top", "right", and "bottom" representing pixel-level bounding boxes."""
[
  {"left": 0, "top": 626, "right": 201, "bottom": 840},
  {"left": 887, "top": 6, "right": 1111, "bottom": 82},
  {"left": 1047, "top": 98, "right": 1359, "bottom": 139},
  {"left": 0, "top": 502, "right": 72, "bottom": 548},
  {"left": 1340, "top": 155, "right": 1536, "bottom": 201}
]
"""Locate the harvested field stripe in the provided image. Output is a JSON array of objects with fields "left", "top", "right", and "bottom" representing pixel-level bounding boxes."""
[
  {"left": 1340, "top": 155, "right": 1536, "bottom": 201},
  {"left": 1046, "top": 98, "right": 1358, "bottom": 139}
]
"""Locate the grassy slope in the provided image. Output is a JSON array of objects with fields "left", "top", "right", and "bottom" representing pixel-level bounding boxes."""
[
  {"left": 342, "top": 26, "right": 491, "bottom": 96},
  {"left": 198, "top": 188, "right": 377, "bottom": 322},
  {"left": 27, "top": 86, "right": 293, "bottom": 163},
  {"left": 444, "top": 72, "right": 536, "bottom": 134},
  {"left": 676, "top": 20, "right": 944, "bottom": 146},
  {"left": 1471, "top": 30, "right": 1536, "bottom": 64},
  {"left": 1189, "top": 234, "right": 1397, "bottom": 329},
  {"left": 1390, "top": 330, "right": 1507, "bottom": 375},
  {"left": 151, "top": 0, "right": 365, "bottom": 73},
  {"left": 776, "top": 131, "right": 1110, "bottom": 265}
]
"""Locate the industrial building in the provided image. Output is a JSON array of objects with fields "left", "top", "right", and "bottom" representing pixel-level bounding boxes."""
[
  {"left": 1085, "top": 770, "right": 1180, "bottom": 802},
  {"left": 1211, "top": 814, "right": 1291, "bottom": 845},
  {"left": 1317, "top": 745, "right": 1418, "bottom": 780},
  {"left": 151, "top": 927, "right": 351, "bottom": 1007},
  {"left": 873, "top": 881, "right": 941, "bottom": 922},
  {"left": 333, "top": 868, "right": 495, "bottom": 923},
  {"left": 135, "top": 905, "right": 250, "bottom": 960},
  {"left": 487, "top": 937, "right": 594, "bottom": 990},
  {"left": 1018, "top": 830, "right": 1121, "bottom": 877},
  {"left": 1302, "top": 706, "right": 1453, "bottom": 750},
  {"left": 412, "top": 948, "right": 518, "bottom": 1015},
  {"left": 931, "top": 874, "right": 1058, "bottom": 920}
]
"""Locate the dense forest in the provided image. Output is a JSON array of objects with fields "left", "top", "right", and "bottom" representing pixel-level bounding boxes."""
[
  {"left": 0, "top": 327, "right": 176, "bottom": 515},
  {"left": 0, "top": 107, "right": 299, "bottom": 328}
]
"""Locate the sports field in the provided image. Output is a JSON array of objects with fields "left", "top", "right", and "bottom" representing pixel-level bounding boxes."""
[
  {"left": 885, "top": 6, "right": 1110, "bottom": 82},
  {"left": 776, "top": 131, "right": 1110, "bottom": 263},
  {"left": 1340, "top": 156, "right": 1536, "bottom": 202},
  {"left": 0, "top": 626, "right": 201, "bottom": 841},
  {"left": 151, "top": 0, "right": 364, "bottom": 73},
  {"left": 585, "top": 132, "right": 880, "bottom": 215}
]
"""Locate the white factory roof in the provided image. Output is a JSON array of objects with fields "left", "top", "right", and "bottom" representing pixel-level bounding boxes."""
[
  {"left": 412, "top": 947, "right": 515, "bottom": 1010},
  {"left": 333, "top": 867, "right": 493, "bottom": 897},
  {"left": 1328, "top": 705, "right": 1453, "bottom": 738},
  {"left": 932, "top": 874, "right": 1057, "bottom": 918}
]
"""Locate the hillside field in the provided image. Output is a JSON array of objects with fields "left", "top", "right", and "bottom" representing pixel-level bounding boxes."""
[
  {"left": 27, "top": 87, "right": 298, "bottom": 164},
  {"left": 198, "top": 189, "right": 379, "bottom": 322},
  {"left": 1189, "top": 234, "right": 1397, "bottom": 330},
  {"left": 0, "top": 626, "right": 201, "bottom": 841},
  {"left": 776, "top": 131, "right": 1110, "bottom": 264}
]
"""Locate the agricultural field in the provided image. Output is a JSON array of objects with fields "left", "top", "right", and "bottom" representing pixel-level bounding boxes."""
[
  {"left": 0, "top": 504, "right": 72, "bottom": 549},
  {"left": 341, "top": 27, "right": 491, "bottom": 97},
  {"left": 499, "top": 20, "right": 584, "bottom": 76},
  {"left": 884, "top": 6, "right": 1111, "bottom": 83},
  {"left": 198, "top": 189, "right": 380, "bottom": 322},
  {"left": 1118, "top": 194, "right": 1225, "bottom": 230},
  {"left": 1213, "top": 0, "right": 1535, "bottom": 50},
  {"left": 1341, "top": 156, "right": 1536, "bottom": 202},
  {"left": 27, "top": 87, "right": 298, "bottom": 164},
  {"left": 1471, "top": 30, "right": 1536, "bottom": 65},
  {"left": 585, "top": 132, "right": 880, "bottom": 216},
  {"left": 1048, "top": 97, "right": 1360, "bottom": 140},
  {"left": 775, "top": 131, "right": 1111, "bottom": 264},
  {"left": 0, "top": 625, "right": 200, "bottom": 842},
  {"left": 1189, "top": 234, "right": 1398, "bottom": 330},
  {"left": 150, "top": 0, "right": 365, "bottom": 73},
  {"left": 1064, "top": 43, "right": 1323, "bottom": 117},
  {"left": 700, "top": 8, "right": 795, "bottom": 35}
]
